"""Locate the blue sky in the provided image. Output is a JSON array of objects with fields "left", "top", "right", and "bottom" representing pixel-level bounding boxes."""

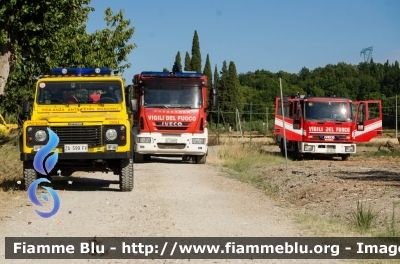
[{"left": 85, "top": 0, "right": 400, "bottom": 82}]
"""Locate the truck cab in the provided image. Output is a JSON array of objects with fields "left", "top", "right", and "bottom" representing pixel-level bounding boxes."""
[{"left": 20, "top": 68, "right": 135, "bottom": 191}]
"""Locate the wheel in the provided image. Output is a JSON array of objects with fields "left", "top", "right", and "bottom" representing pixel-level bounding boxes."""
[
  {"left": 280, "top": 140, "right": 285, "bottom": 157},
  {"left": 341, "top": 154, "right": 350, "bottom": 161},
  {"left": 195, "top": 154, "right": 206, "bottom": 164},
  {"left": 119, "top": 159, "right": 133, "bottom": 192},
  {"left": 23, "top": 161, "right": 37, "bottom": 191},
  {"left": 293, "top": 143, "right": 303, "bottom": 161},
  {"left": 144, "top": 154, "right": 151, "bottom": 162},
  {"left": 134, "top": 152, "right": 144, "bottom": 163}
]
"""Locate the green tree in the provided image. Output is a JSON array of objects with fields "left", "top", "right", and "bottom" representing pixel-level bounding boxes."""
[
  {"left": 190, "top": 30, "right": 201, "bottom": 72},
  {"left": 213, "top": 65, "right": 220, "bottom": 89},
  {"left": 162, "top": 67, "right": 169, "bottom": 72},
  {"left": 172, "top": 51, "right": 182, "bottom": 72},
  {"left": 203, "top": 54, "right": 212, "bottom": 87},
  {"left": 0, "top": 0, "right": 93, "bottom": 95},
  {"left": 223, "top": 61, "right": 243, "bottom": 125},
  {"left": 202, "top": 54, "right": 212, "bottom": 109},
  {"left": 184, "top": 51, "right": 191, "bottom": 71},
  {"left": 0, "top": 5, "right": 137, "bottom": 114}
]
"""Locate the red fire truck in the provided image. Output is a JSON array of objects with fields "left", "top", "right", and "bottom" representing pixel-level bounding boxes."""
[
  {"left": 131, "top": 71, "right": 217, "bottom": 164},
  {"left": 274, "top": 95, "right": 382, "bottom": 160}
]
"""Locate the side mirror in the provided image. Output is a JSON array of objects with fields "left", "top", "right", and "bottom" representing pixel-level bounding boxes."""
[
  {"left": 131, "top": 99, "right": 138, "bottom": 112},
  {"left": 22, "top": 100, "right": 31, "bottom": 116},
  {"left": 212, "top": 88, "right": 218, "bottom": 108},
  {"left": 125, "top": 85, "right": 133, "bottom": 108}
]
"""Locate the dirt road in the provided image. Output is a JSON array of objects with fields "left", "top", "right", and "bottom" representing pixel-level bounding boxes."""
[{"left": 0, "top": 149, "right": 345, "bottom": 263}]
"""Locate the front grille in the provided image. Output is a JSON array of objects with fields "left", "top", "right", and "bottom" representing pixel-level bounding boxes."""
[
  {"left": 156, "top": 127, "right": 187, "bottom": 131},
  {"left": 157, "top": 143, "right": 186, "bottom": 149},
  {"left": 50, "top": 126, "right": 102, "bottom": 147}
]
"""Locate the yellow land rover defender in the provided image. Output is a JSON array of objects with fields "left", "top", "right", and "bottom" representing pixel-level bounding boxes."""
[{"left": 20, "top": 68, "right": 135, "bottom": 191}]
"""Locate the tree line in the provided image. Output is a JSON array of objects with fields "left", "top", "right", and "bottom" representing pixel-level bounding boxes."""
[
  {"left": 174, "top": 31, "right": 400, "bottom": 126},
  {"left": 0, "top": 0, "right": 136, "bottom": 116}
]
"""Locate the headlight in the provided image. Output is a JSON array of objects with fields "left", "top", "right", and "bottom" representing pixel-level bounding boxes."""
[
  {"left": 345, "top": 146, "right": 354, "bottom": 152},
  {"left": 35, "top": 130, "right": 47, "bottom": 142},
  {"left": 138, "top": 137, "right": 151, "bottom": 143},
  {"left": 105, "top": 129, "right": 117, "bottom": 141},
  {"left": 304, "top": 145, "right": 314, "bottom": 151},
  {"left": 192, "top": 138, "right": 205, "bottom": 144}
]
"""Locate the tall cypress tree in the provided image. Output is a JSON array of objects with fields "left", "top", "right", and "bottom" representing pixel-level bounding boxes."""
[
  {"left": 218, "top": 61, "right": 242, "bottom": 126},
  {"left": 172, "top": 51, "right": 182, "bottom": 72},
  {"left": 190, "top": 30, "right": 202, "bottom": 72},
  {"left": 203, "top": 54, "right": 212, "bottom": 109},
  {"left": 219, "top": 60, "right": 228, "bottom": 103},
  {"left": 213, "top": 65, "right": 219, "bottom": 89},
  {"left": 210, "top": 65, "right": 220, "bottom": 124},
  {"left": 224, "top": 61, "right": 243, "bottom": 125},
  {"left": 203, "top": 54, "right": 212, "bottom": 88},
  {"left": 184, "top": 51, "right": 191, "bottom": 71}
]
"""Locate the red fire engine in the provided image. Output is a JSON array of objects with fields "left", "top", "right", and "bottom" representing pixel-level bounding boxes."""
[
  {"left": 274, "top": 95, "right": 382, "bottom": 160},
  {"left": 131, "top": 71, "right": 217, "bottom": 164}
]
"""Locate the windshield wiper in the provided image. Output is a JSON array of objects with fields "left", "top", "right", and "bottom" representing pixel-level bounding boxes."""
[
  {"left": 146, "top": 105, "right": 170, "bottom": 108},
  {"left": 49, "top": 99, "right": 70, "bottom": 107},
  {"left": 175, "top": 105, "right": 193, "bottom": 109}
]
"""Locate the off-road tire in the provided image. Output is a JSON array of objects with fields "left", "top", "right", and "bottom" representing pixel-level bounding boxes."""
[
  {"left": 119, "top": 159, "right": 133, "bottom": 192},
  {"left": 144, "top": 154, "right": 152, "bottom": 162},
  {"left": 341, "top": 154, "right": 350, "bottom": 161},
  {"left": 280, "top": 140, "right": 285, "bottom": 157},
  {"left": 293, "top": 144, "right": 303, "bottom": 161},
  {"left": 195, "top": 154, "right": 206, "bottom": 164},
  {"left": 23, "top": 161, "right": 37, "bottom": 191},
  {"left": 134, "top": 152, "right": 144, "bottom": 163}
]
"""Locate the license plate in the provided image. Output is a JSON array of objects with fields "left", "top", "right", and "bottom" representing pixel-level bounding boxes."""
[
  {"left": 64, "top": 144, "right": 88, "bottom": 153},
  {"left": 165, "top": 138, "right": 177, "bottom": 143}
]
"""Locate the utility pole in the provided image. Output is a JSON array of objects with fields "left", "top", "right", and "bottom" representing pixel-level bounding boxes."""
[
  {"left": 396, "top": 94, "right": 397, "bottom": 139},
  {"left": 266, "top": 107, "right": 269, "bottom": 134},
  {"left": 280, "top": 78, "right": 288, "bottom": 172},
  {"left": 249, "top": 102, "right": 252, "bottom": 148}
]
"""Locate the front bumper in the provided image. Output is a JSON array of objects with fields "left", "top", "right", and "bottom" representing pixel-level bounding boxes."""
[
  {"left": 134, "top": 130, "right": 208, "bottom": 156},
  {"left": 20, "top": 151, "right": 133, "bottom": 161},
  {"left": 300, "top": 142, "right": 356, "bottom": 154},
  {"left": 135, "top": 142, "right": 207, "bottom": 156}
]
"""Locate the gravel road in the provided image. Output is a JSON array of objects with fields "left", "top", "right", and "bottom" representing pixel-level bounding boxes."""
[{"left": 0, "top": 148, "right": 345, "bottom": 263}]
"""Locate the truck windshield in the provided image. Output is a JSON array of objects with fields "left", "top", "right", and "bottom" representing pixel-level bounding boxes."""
[
  {"left": 304, "top": 101, "right": 353, "bottom": 122},
  {"left": 36, "top": 81, "right": 123, "bottom": 105},
  {"left": 143, "top": 86, "right": 202, "bottom": 109}
]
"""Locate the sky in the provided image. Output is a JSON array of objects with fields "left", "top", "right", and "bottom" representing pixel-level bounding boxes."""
[{"left": 85, "top": 0, "right": 400, "bottom": 82}]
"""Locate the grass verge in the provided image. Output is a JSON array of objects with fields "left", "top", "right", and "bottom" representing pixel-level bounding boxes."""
[
  {"left": 208, "top": 140, "right": 287, "bottom": 195},
  {"left": 0, "top": 134, "right": 24, "bottom": 210}
]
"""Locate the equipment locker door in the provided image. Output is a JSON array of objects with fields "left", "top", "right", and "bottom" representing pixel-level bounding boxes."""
[{"left": 353, "top": 100, "right": 382, "bottom": 142}]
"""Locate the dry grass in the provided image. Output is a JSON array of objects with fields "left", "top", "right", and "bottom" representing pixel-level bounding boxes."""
[
  {"left": 0, "top": 133, "right": 24, "bottom": 211},
  {"left": 0, "top": 134, "right": 23, "bottom": 186},
  {"left": 208, "top": 139, "right": 288, "bottom": 195}
]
